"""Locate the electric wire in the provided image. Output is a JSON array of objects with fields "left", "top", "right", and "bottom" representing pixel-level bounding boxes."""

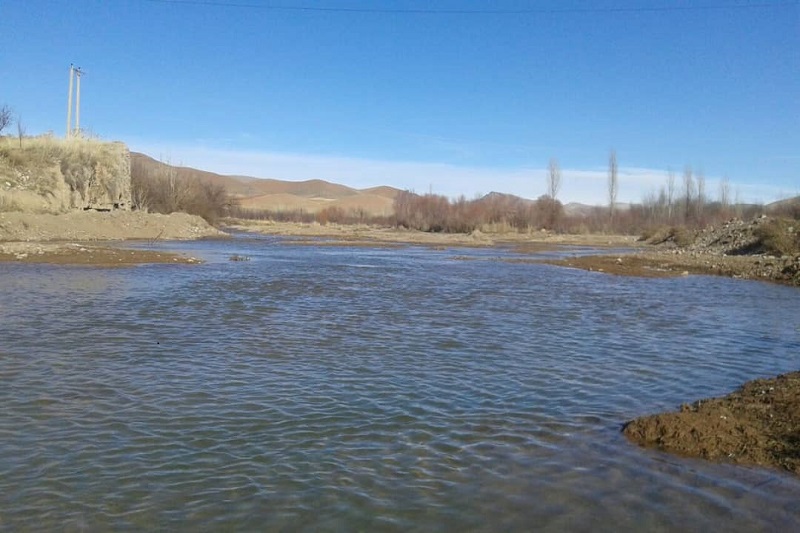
[{"left": 142, "top": 0, "right": 800, "bottom": 15}]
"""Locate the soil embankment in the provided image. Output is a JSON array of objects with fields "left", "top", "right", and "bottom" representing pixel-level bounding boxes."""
[
  {"left": 541, "top": 217, "right": 800, "bottom": 287},
  {"left": 0, "top": 211, "right": 223, "bottom": 241},
  {"left": 540, "top": 251, "right": 799, "bottom": 284},
  {"left": 615, "top": 218, "right": 799, "bottom": 473},
  {"left": 224, "top": 219, "right": 637, "bottom": 249},
  {"left": 624, "top": 372, "right": 800, "bottom": 475},
  {"left": 0, "top": 242, "right": 202, "bottom": 266},
  {"left": 0, "top": 211, "right": 223, "bottom": 265}
]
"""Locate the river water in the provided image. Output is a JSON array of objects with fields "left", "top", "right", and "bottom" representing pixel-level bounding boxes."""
[{"left": 1, "top": 236, "right": 799, "bottom": 531}]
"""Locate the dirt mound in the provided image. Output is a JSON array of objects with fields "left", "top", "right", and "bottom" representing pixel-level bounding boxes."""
[
  {"left": 0, "top": 242, "right": 201, "bottom": 266},
  {"left": 623, "top": 372, "right": 800, "bottom": 474},
  {"left": 0, "top": 211, "right": 224, "bottom": 242},
  {"left": 647, "top": 216, "right": 799, "bottom": 257},
  {"left": 688, "top": 217, "right": 779, "bottom": 255},
  {"left": 633, "top": 216, "right": 800, "bottom": 286}
]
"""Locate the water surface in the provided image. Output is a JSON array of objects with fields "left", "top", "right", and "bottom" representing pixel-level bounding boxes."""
[{"left": 2, "top": 236, "right": 799, "bottom": 531}]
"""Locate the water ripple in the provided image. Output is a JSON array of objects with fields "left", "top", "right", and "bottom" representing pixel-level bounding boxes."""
[{"left": 1, "top": 240, "right": 799, "bottom": 530}]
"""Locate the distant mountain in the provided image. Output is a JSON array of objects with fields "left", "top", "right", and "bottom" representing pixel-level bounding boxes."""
[
  {"left": 361, "top": 185, "right": 402, "bottom": 199},
  {"left": 131, "top": 153, "right": 255, "bottom": 197},
  {"left": 767, "top": 195, "right": 800, "bottom": 213},
  {"left": 233, "top": 177, "right": 360, "bottom": 200},
  {"left": 130, "top": 152, "right": 400, "bottom": 216},
  {"left": 132, "top": 153, "right": 659, "bottom": 219},
  {"left": 563, "top": 202, "right": 597, "bottom": 217},
  {"left": 478, "top": 191, "right": 535, "bottom": 205}
]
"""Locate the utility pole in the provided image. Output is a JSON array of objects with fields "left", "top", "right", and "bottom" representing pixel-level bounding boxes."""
[
  {"left": 66, "top": 64, "right": 74, "bottom": 138},
  {"left": 66, "top": 64, "right": 84, "bottom": 138},
  {"left": 75, "top": 67, "right": 83, "bottom": 136}
]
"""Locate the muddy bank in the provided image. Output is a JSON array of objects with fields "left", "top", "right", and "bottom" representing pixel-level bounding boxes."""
[
  {"left": 540, "top": 251, "right": 800, "bottom": 286},
  {"left": 541, "top": 216, "right": 800, "bottom": 286},
  {"left": 624, "top": 372, "right": 800, "bottom": 475},
  {"left": 0, "top": 242, "right": 201, "bottom": 266},
  {"left": 0, "top": 211, "right": 222, "bottom": 266},
  {"left": 224, "top": 219, "right": 638, "bottom": 249},
  {"left": 0, "top": 211, "right": 224, "bottom": 242}
]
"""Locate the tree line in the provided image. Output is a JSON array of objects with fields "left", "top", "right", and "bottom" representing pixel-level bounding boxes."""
[{"left": 233, "top": 148, "right": 794, "bottom": 234}]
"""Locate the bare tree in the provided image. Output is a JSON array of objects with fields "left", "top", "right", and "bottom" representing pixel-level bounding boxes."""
[
  {"left": 608, "top": 150, "right": 618, "bottom": 222},
  {"left": 734, "top": 186, "right": 742, "bottom": 217},
  {"left": 0, "top": 105, "right": 12, "bottom": 134},
  {"left": 547, "top": 158, "right": 561, "bottom": 200},
  {"left": 161, "top": 159, "right": 189, "bottom": 213},
  {"left": 696, "top": 170, "right": 706, "bottom": 221},
  {"left": 719, "top": 177, "right": 731, "bottom": 217},
  {"left": 544, "top": 158, "right": 563, "bottom": 230},
  {"left": 683, "top": 166, "right": 694, "bottom": 223},
  {"left": 666, "top": 169, "right": 676, "bottom": 222},
  {"left": 16, "top": 116, "right": 25, "bottom": 148}
]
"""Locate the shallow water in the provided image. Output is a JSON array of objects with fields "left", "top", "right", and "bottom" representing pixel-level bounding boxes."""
[{"left": 2, "top": 236, "right": 799, "bottom": 531}]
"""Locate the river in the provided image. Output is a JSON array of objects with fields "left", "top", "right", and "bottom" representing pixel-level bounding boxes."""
[{"left": 1, "top": 235, "right": 799, "bottom": 531}]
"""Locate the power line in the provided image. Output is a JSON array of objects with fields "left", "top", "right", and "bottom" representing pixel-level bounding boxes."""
[{"left": 143, "top": 0, "right": 799, "bottom": 15}]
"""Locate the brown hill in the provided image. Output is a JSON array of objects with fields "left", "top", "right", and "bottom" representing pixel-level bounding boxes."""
[
  {"left": 767, "top": 195, "right": 800, "bottom": 217},
  {"left": 131, "top": 153, "right": 254, "bottom": 197},
  {"left": 238, "top": 193, "right": 335, "bottom": 212},
  {"left": 245, "top": 178, "right": 358, "bottom": 199},
  {"left": 131, "top": 152, "right": 402, "bottom": 216},
  {"left": 330, "top": 194, "right": 394, "bottom": 216},
  {"left": 361, "top": 185, "right": 402, "bottom": 199}
]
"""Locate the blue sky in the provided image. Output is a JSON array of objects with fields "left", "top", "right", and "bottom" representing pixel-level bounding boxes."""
[{"left": 2, "top": 0, "right": 798, "bottom": 204}]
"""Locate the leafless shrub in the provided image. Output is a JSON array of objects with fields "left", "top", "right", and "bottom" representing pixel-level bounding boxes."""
[
  {"left": 670, "top": 227, "right": 696, "bottom": 247},
  {"left": 60, "top": 144, "right": 95, "bottom": 196},
  {"left": 666, "top": 169, "right": 676, "bottom": 222},
  {"left": 719, "top": 177, "right": 731, "bottom": 218},
  {"left": 639, "top": 226, "right": 695, "bottom": 247},
  {"left": 683, "top": 166, "right": 695, "bottom": 223},
  {"left": 16, "top": 117, "right": 25, "bottom": 148},
  {"left": 0, "top": 105, "right": 12, "bottom": 134},
  {"left": 755, "top": 218, "right": 800, "bottom": 256},
  {"left": 130, "top": 157, "right": 234, "bottom": 224},
  {"left": 696, "top": 171, "right": 706, "bottom": 223},
  {"left": 229, "top": 207, "right": 317, "bottom": 223}
]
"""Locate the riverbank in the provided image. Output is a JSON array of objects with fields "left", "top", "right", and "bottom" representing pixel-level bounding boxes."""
[
  {"left": 624, "top": 372, "right": 800, "bottom": 475},
  {"left": 540, "top": 217, "right": 800, "bottom": 287},
  {"left": 0, "top": 210, "right": 225, "bottom": 241},
  {"left": 0, "top": 211, "right": 222, "bottom": 265},
  {"left": 539, "top": 250, "right": 800, "bottom": 286},
  {"left": 0, "top": 241, "right": 201, "bottom": 266},
  {"left": 234, "top": 218, "right": 799, "bottom": 288},
  {"left": 223, "top": 218, "right": 638, "bottom": 248},
  {"left": 2, "top": 214, "right": 797, "bottom": 288}
]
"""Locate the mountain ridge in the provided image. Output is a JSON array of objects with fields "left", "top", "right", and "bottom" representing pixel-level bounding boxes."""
[{"left": 132, "top": 152, "right": 798, "bottom": 217}]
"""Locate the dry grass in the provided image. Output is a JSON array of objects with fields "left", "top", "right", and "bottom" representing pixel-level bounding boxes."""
[
  {"left": 641, "top": 225, "right": 696, "bottom": 247},
  {"left": 755, "top": 218, "right": 800, "bottom": 256},
  {"left": 0, "top": 135, "right": 130, "bottom": 213}
]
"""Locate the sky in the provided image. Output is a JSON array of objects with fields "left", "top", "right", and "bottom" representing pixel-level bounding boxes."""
[{"left": 2, "top": 0, "right": 798, "bottom": 205}]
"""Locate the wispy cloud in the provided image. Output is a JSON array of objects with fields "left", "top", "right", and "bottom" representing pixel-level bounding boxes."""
[
  {"left": 405, "top": 132, "right": 541, "bottom": 161},
  {"left": 128, "top": 142, "right": 792, "bottom": 205}
]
